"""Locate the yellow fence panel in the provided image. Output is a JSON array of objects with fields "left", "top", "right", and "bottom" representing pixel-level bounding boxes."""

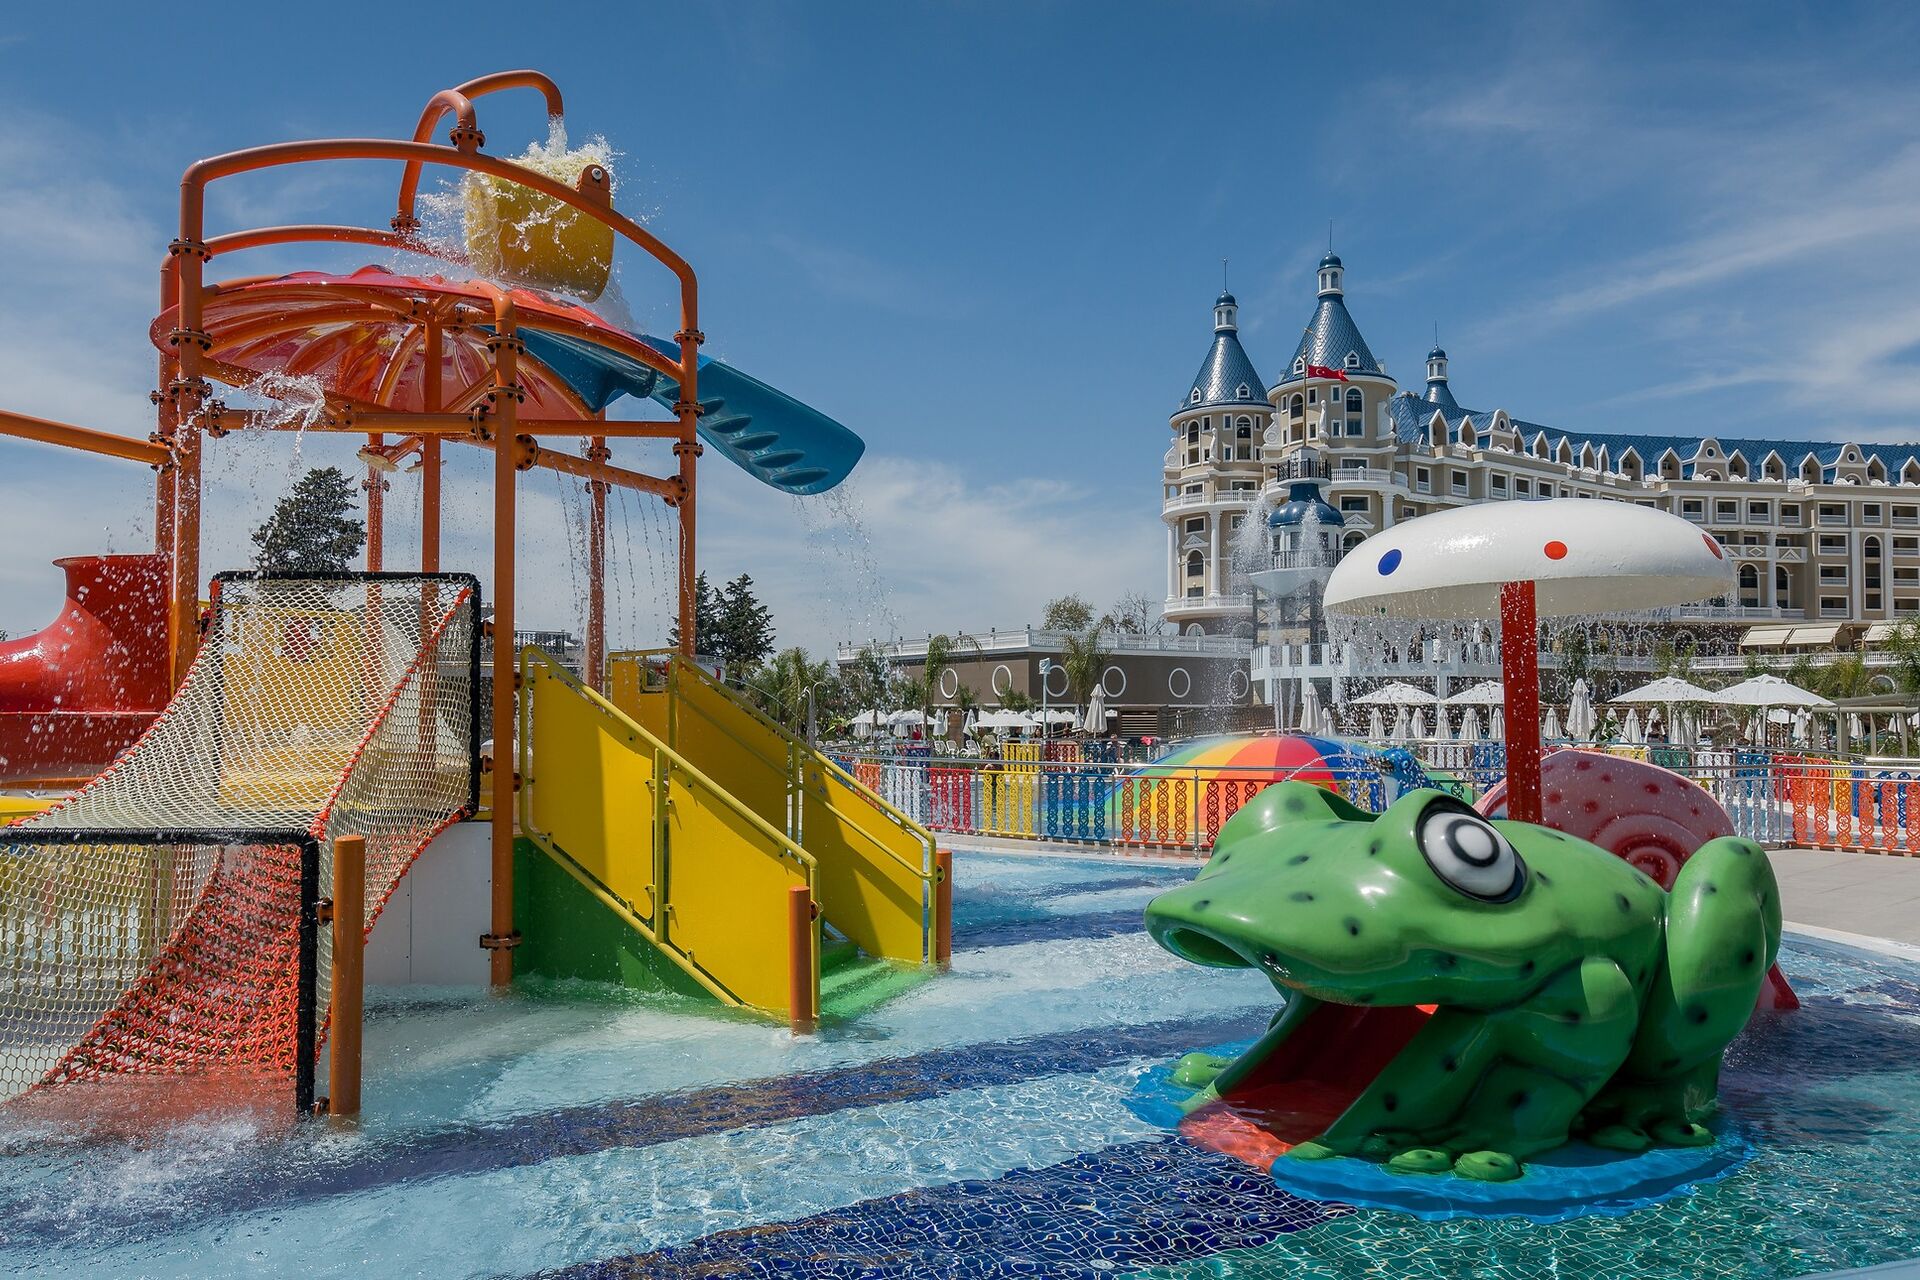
[
  {"left": 522, "top": 649, "right": 819, "bottom": 1016},
  {"left": 524, "top": 658, "right": 661, "bottom": 929},
  {"left": 609, "top": 650, "right": 936, "bottom": 969},
  {"left": 801, "top": 760, "right": 932, "bottom": 965},
  {"left": 663, "top": 765, "right": 812, "bottom": 1014}
]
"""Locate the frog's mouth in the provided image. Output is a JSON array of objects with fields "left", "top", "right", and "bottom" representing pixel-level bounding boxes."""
[{"left": 1148, "top": 916, "right": 1433, "bottom": 1151}]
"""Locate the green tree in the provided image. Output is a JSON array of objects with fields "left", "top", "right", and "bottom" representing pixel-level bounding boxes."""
[
  {"left": 251, "top": 466, "right": 365, "bottom": 572},
  {"left": 1059, "top": 625, "right": 1111, "bottom": 709},
  {"left": 838, "top": 642, "right": 895, "bottom": 718},
  {"left": 712, "top": 573, "right": 776, "bottom": 682},
  {"left": 1881, "top": 616, "right": 1920, "bottom": 694},
  {"left": 747, "top": 647, "right": 832, "bottom": 734},
  {"left": 998, "top": 688, "right": 1036, "bottom": 712},
  {"left": 1100, "top": 592, "right": 1161, "bottom": 635},
  {"left": 666, "top": 571, "right": 723, "bottom": 655},
  {"left": 1042, "top": 594, "right": 1094, "bottom": 631},
  {"left": 918, "top": 632, "right": 980, "bottom": 723},
  {"left": 1814, "top": 652, "right": 1873, "bottom": 700}
]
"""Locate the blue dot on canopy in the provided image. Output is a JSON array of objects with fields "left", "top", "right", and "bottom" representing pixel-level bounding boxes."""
[{"left": 1379, "top": 548, "right": 1403, "bottom": 575}]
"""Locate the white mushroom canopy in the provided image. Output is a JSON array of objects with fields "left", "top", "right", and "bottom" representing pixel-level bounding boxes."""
[{"left": 1324, "top": 499, "right": 1735, "bottom": 621}]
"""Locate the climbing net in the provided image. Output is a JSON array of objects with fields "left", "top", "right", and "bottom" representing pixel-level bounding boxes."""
[{"left": 0, "top": 574, "right": 479, "bottom": 1111}]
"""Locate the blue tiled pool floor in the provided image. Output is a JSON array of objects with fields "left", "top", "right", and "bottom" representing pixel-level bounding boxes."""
[{"left": 0, "top": 849, "right": 1917, "bottom": 1279}]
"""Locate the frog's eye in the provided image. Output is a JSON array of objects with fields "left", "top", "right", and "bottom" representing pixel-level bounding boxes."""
[{"left": 1416, "top": 798, "right": 1526, "bottom": 903}]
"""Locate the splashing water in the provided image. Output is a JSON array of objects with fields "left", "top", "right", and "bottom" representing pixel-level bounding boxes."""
[{"left": 794, "top": 481, "right": 900, "bottom": 647}]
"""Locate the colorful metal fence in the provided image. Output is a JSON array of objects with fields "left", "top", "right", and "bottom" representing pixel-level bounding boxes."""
[{"left": 838, "top": 745, "right": 1920, "bottom": 857}]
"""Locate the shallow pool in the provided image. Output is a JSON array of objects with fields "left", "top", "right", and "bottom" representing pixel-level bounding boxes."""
[{"left": 0, "top": 850, "right": 1915, "bottom": 1278}]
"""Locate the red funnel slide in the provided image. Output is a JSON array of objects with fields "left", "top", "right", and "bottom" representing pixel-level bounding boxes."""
[{"left": 0, "top": 555, "right": 169, "bottom": 782}]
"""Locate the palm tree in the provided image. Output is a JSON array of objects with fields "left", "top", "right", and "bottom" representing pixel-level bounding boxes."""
[
  {"left": 747, "top": 647, "right": 832, "bottom": 735},
  {"left": 1059, "top": 624, "right": 1111, "bottom": 718},
  {"left": 919, "top": 632, "right": 981, "bottom": 726},
  {"left": 1815, "top": 652, "right": 1873, "bottom": 700}
]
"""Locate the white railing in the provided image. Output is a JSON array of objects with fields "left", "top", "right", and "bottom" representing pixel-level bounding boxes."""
[{"left": 841, "top": 627, "right": 1253, "bottom": 662}]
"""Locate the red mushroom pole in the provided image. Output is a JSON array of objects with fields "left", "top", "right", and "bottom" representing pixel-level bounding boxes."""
[{"left": 1499, "top": 580, "right": 1542, "bottom": 825}]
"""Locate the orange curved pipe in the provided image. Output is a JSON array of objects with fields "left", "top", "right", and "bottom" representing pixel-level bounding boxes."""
[{"left": 395, "top": 72, "right": 564, "bottom": 233}]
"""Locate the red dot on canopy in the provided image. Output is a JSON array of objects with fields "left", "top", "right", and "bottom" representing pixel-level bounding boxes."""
[{"left": 1544, "top": 540, "right": 1568, "bottom": 560}]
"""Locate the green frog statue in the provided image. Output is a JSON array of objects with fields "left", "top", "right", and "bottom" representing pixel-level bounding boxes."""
[{"left": 1144, "top": 782, "right": 1781, "bottom": 1182}]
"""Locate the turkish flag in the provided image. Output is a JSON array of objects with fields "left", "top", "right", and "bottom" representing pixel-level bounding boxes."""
[{"left": 1304, "top": 363, "right": 1349, "bottom": 382}]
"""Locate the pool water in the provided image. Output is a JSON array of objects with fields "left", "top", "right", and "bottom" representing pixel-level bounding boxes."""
[{"left": 0, "top": 850, "right": 1916, "bottom": 1278}]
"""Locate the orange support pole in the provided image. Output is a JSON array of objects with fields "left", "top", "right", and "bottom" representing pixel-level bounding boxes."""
[
  {"left": 365, "top": 433, "right": 385, "bottom": 572},
  {"left": 934, "top": 848, "right": 953, "bottom": 970},
  {"left": 169, "top": 422, "right": 203, "bottom": 689},
  {"left": 421, "top": 316, "right": 443, "bottom": 572},
  {"left": 484, "top": 307, "right": 521, "bottom": 988},
  {"left": 787, "top": 884, "right": 816, "bottom": 1035},
  {"left": 585, "top": 432, "right": 607, "bottom": 690},
  {"left": 327, "top": 834, "right": 366, "bottom": 1119}
]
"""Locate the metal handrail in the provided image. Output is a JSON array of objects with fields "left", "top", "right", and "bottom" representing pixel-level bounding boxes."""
[
  {"left": 608, "top": 649, "right": 936, "bottom": 883},
  {"left": 521, "top": 647, "right": 815, "bottom": 873}
]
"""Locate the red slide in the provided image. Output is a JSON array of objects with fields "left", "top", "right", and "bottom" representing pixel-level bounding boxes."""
[{"left": 0, "top": 555, "right": 170, "bottom": 783}]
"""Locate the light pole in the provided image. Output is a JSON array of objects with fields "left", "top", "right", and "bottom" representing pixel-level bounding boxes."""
[{"left": 1039, "top": 658, "right": 1052, "bottom": 743}]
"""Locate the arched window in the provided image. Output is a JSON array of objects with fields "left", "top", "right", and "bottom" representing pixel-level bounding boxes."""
[
  {"left": 1185, "top": 550, "right": 1204, "bottom": 576},
  {"left": 1342, "top": 530, "right": 1365, "bottom": 552},
  {"left": 1345, "top": 388, "right": 1363, "bottom": 413},
  {"left": 1775, "top": 565, "right": 1791, "bottom": 608},
  {"left": 1739, "top": 564, "right": 1761, "bottom": 607},
  {"left": 1289, "top": 394, "right": 1304, "bottom": 416}
]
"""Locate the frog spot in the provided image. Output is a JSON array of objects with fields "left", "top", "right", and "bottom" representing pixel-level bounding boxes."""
[
  {"left": 1510, "top": 1090, "right": 1529, "bottom": 1108},
  {"left": 1383, "top": 1093, "right": 1398, "bottom": 1112},
  {"left": 1290, "top": 891, "right": 1315, "bottom": 903},
  {"left": 1535, "top": 871, "right": 1553, "bottom": 886},
  {"left": 1520, "top": 960, "right": 1536, "bottom": 976},
  {"left": 1288, "top": 854, "right": 1311, "bottom": 866},
  {"left": 1614, "top": 893, "right": 1632, "bottom": 913},
  {"left": 1192, "top": 899, "right": 1211, "bottom": 911},
  {"left": 1344, "top": 918, "right": 1362, "bottom": 937},
  {"left": 1442, "top": 1056, "right": 1458, "bottom": 1072},
  {"left": 1284, "top": 796, "right": 1306, "bottom": 813},
  {"left": 1742, "top": 949, "right": 1757, "bottom": 966},
  {"left": 1703, "top": 883, "right": 1718, "bottom": 895},
  {"left": 1687, "top": 1005, "right": 1710, "bottom": 1025},
  {"left": 1367, "top": 839, "right": 1382, "bottom": 856}
]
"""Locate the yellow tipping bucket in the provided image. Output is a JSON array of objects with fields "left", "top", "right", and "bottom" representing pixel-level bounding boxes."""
[{"left": 463, "top": 160, "right": 615, "bottom": 301}]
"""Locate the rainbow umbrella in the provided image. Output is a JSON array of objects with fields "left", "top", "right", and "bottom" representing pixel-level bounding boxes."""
[{"left": 1102, "top": 733, "right": 1432, "bottom": 843}]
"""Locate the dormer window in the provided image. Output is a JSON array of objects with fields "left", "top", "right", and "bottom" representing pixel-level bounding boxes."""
[
  {"left": 1236, "top": 384, "right": 1250, "bottom": 400},
  {"left": 1344, "top": 352, "right": 1360, "bottom": 369},
  {"left": 1189, "top": 388, "right": 1201, "bottom": 404},
  {"left": 1294, "top": 358, "right": 1306, "bottom": 376}
]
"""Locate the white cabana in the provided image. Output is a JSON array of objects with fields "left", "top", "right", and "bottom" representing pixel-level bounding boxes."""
[
  {"left": 1458, "top": 707, "right": 1483, "bottom": 743},
  {"left": 1543, "top": 706, "right": 1563, "bottom": 740},
  {"left": 1367, "top": 707, "right": 1387, "bottom": 740},
  {"left": 887, "top": 709, "right": 926, "bottom": 729},
  {"left": 1391, "top": 705, "right": 1411, "bottom": 742},
  {"left": 1444, "top": 680, "right": 1506, "bottom": 707},
  {"left": 1491, "top": 707, "right": 1505, "bottom": 740},
  {"left": 1317, "top": 706, "right": 1338, "bottom": 738},
  {"left": 1622, "top": 707, "right": 1643, "bottom": 744},
  {"left": 1409, "top": 707, "right": 1428, "bottom": 739},
  {"left": 962, "top": 708, "right": 979, "bottom": 737},
  {"left": 1352, "top": 681, "right": 1438, "bottom": 706},
  {"left": 932, "top": 709, "right": 950, "bottom": 736},
  {"left": 976, "top": 709, "right": 1031, "bottom": 732}
]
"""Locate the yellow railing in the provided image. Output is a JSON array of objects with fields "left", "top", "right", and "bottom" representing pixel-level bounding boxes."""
[
  {"left": 608, "top": 650, "right": 940, "bottom": 965},
  {"left": 518, "top": 648, "right": 817, "bottom": 1015}
]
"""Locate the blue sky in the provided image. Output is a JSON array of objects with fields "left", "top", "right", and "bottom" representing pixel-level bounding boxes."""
[{"left": 2, "top": 2, "right": 1918, "bottom": 655}]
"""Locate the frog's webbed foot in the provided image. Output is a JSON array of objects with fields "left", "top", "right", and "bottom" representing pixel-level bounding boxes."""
[
  {"left": 1453, "top": 1150, "right": 1522, "bottom": 1182},
  {"left": 1385, "top": 1147, "right": 1452, "bottom": 1175},
  {"left": 1588, "top": 1123, "right": 1653, "bottom": 1152},
  {"left": 1652, "top": 1119, "right": 1713, "bottom": 1147},
  {"left": 1169, "top": 1051, "right": 1232, "bottom": 1091}
]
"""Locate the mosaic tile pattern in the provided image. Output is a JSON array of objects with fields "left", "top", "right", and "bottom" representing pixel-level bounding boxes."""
[{"left": 549, "top": 1138, "right": 1345, "bottom": 1279}]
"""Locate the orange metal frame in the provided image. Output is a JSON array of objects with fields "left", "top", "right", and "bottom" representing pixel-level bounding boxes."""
[{"left": 0, "top": 71, "right": 712, "bottom": 989}]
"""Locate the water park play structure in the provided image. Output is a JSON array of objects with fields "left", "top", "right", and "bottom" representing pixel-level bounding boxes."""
[{"left": 0, "top": 70, "right": 944, "bottom": 1118}]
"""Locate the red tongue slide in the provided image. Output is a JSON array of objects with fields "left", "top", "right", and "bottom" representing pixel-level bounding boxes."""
[{"left": 1181, "top": 1003, "right": 1434, "bottom": 1172}]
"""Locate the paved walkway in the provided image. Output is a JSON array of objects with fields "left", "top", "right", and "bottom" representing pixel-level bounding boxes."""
[
  {"left": 947, "top": 837, "right": 1920, "bottom": 951},
  {"left": 1771, "top": 848, "right": 1920, "bottom": 950}
]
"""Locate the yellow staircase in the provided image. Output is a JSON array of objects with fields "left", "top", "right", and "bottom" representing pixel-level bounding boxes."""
[{"left": 516, "top": 647, "right": 943, "bottom": 1025}]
